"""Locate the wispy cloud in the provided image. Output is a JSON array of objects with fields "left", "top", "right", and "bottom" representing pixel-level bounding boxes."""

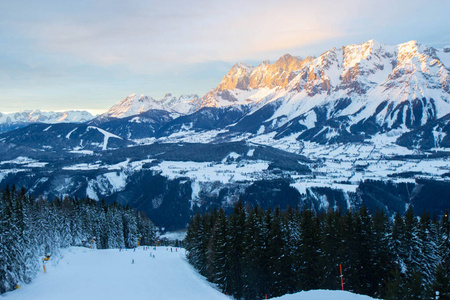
[
  {"left": 4, "top": 0, "right": 355, "bottom": 67},
  {"left": 0, "top": 0, "right": 449, "bottom": 112}
]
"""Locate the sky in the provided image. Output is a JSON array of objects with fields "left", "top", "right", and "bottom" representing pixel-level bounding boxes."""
[{"left": 0, "top": 0, "right": 449, "bottom": 114}]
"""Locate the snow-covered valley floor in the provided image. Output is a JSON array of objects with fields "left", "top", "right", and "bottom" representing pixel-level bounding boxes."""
[{"left": 2, "top": 246, "right": 376, "bottom": 300}]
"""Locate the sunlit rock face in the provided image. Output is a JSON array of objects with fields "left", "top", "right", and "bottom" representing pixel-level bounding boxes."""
[{"left": 195, "top": 39, "right": 450, "bottom": 133}]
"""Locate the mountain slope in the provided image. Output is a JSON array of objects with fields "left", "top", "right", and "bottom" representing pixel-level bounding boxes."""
[
  {"left": 73, "top": 40, "right": 450, "bottom": 145},
  {"left": 1, "top": 247, "right": 375, "bottom": 300},
  {"left": 98, "top": 93, "right": 200, "bottom": 120},
  {"left": 0, "top": 123, "right": 132, "bottom": 151},
  {"left": 195, "top": 40, "right": 450, "bottom": 142}
]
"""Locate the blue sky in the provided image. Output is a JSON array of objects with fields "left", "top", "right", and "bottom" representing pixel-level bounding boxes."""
[{"left": 0, "top": 0, "right": 449, "bottom": 114}]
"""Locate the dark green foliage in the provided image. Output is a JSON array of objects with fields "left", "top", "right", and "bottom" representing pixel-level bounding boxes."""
[
  {"left": 0, "top": 187, "right": 156, "bottom": 294},
  {"left": 185, "top": 205, "right": 449, "bottom": 299}
]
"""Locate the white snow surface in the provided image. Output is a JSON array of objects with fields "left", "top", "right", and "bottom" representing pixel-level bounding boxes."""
[
  {"left": 152, "top": 160, "right": 270, "bottom": 183},
  {"left": 2, "top": 246, "right": 376, "bottom": 300},
  {"left": 273, "top": 290, "right": 375, "bottom": 300},
  {"left": 159, "top": 230, "right": 187, "bottom": 241},
  {"left": 2, "top": 247, "right": 229, "bottom": 300},
  {"left": 87, "top": 126, "right": 122, "bottom": 150}
]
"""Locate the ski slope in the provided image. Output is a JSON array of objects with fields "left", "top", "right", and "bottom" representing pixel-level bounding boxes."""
[{"left": 2, "top": 246, "right": 376, "bottom": 300}]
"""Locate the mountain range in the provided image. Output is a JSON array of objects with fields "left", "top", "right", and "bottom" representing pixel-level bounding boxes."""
[
  {"left": 1, "top": 39, "right": 449, "bottom": 229},
  {"left": 0, "top": 110, "right": 94, "bottom": 133}
]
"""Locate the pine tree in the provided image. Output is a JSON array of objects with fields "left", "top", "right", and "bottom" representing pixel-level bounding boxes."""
[
  {"left": 372, "top": 209, "right": 395, "bottom": 298},
  {"left": 298, "top": 209, "right": 321, "bottom": 290},
  {"left": 185, "top": 212, "right": 204, "bottom": 270},
  {"left": 430, "top": 263, "right": 450, "bottom": 300},
  {"left": 265, "top": 207, "right": 286, "bottom": 297},
  {"left": 241, "top": 206, "right": 263, "bottom": 299},
  {"left": 385, "top": 267, "right": 405, "bottom": 300},
  {"left": 0, "top": 186, "right": 12, "bottom": 293},
  {"left": 354, "top": 205, "right": 376, "bottom": 295},
  {"left": 212, "top": 208, "right": 231, "bottom": 293},
  {"left": 417, "top": 210, "right": 439, "bottom": 285},
  {"left": 319, "top": 209, "right": 343, "bottom": 291},
  {"left": 227, "top": 200, "right": 246, "bottom": 299}
]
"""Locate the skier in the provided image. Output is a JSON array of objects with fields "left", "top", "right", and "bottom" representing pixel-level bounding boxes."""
[{"left": 132, "top": 259, "right": 134, "bottom": 264}]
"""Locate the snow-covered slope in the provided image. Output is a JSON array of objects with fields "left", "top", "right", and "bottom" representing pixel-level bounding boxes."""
[
  {"left": 100, "top": 93, "right": 200, "bottom": 119},
  {"left": 274, "top": 290, "right": 376, "bottom": 300},
  {"left": 1, "top": 246, "right": 376, "bottom": 300}
]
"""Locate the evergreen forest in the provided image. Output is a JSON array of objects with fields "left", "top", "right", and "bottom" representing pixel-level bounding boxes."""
[
  {"left": 0, "top": 185, "right": 156, "bottom": 294},
  {"left": 185, "top": 202, "right": 450, "bottom": 300}
]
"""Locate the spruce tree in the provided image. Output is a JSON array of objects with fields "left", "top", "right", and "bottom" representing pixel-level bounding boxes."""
[
  {"left": 212, "top": 208, "right": 231, "bottom": 293},
  {"left": 227, "top": 200, "right": 246, "bottom": 299},
  {"left": 319, "top": 209, "right": 343, "bottom": 291},
  {"left": 241, "top": 206, "right": 263, "bottom": 299},
  {"left": 298, "top": 209, "right": 321, "bottom": 290},
  {"left": 372, "top": 209, "right": 395, "bottom": 298}
]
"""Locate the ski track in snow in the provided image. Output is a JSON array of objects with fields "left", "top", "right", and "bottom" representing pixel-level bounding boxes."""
[
  {"left": 2, "top": 247, "right": 230, "bottom": 300},
  {"left": 2, "top": 246, "right": 376, "bottom": 300},
  {"left": 87, "top": 126, "right": 122, "bottom": 150}
]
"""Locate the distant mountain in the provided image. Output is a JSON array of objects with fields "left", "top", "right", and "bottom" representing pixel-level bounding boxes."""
[
  {"left": 0, "top": 109, "right": 94, "bottom": 133},
  {"left": 0, "top": 123, "right": 131, "bottom": 152},
  {"left": 91, "top": 109, "right": 174, "bottom": 140},
  {"left": 97, "top": 93, "right": 200, "bottom": 120}
]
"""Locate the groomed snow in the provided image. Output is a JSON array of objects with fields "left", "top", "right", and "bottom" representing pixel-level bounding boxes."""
[
  {"left": 2, "top": 246, "right": 376, "bottom": 300},
  {"left": 87, "top": 126, "right": 123, "bottom": 150},
  {"left": 273, "top": 290, "right": 376, "bottom": 300},
  {"left": 2, "top": 247, "right": 230, "bottom": 300}
]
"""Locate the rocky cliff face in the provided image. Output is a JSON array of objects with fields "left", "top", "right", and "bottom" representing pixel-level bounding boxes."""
[
  {"left": 197, "top": 40, "right": 450, "bottom": 134},
  {"left": 91, "top": 40, "right": 450, "bottom": 136}
]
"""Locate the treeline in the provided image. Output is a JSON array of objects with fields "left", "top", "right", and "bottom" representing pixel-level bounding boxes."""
[
  {"left": 185, "top": 202, "right": 450, "bottom": 300},
  {"left": 0, "top": 185, "right": 156, "bottom": 294}
]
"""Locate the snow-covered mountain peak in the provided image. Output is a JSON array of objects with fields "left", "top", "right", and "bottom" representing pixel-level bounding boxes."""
[
  {"left": 160, "top": 93, "right": 200, "bottom": 115},
  {"left": 101, "top": 93, "right": 161, "bottom": 119},
  {"left": 0, "top": 110, "right": 94, "bottom": 132},
  {"left": 341, "top": 39, "right": 386, "bottom": 68},
  {"left": 216, "top": 63, "right": 254, "bottom": 92},
  {"left": 193, "top": 39, "right": 450, "bottom": 134},
  {"left": 99, "top": 92, "right": 201, "bottom": 119}
]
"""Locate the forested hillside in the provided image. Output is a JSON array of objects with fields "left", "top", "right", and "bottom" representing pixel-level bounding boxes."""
[
  {"left": 0, "top": 186, "right": 156, "bottom": 294},
  {"left": 185, "top": 203, "right": 450, "bottom": 300}
]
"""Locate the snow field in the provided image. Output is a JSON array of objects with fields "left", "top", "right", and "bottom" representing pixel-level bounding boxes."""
[
  {"left": 2, "top": 246, "right": 230, "bottom": 300},
  {"left": 272, "top": 290, "right": 376, "bottom": 300},
  {"left": 2, "top": 246, "right": 377, "bottom": 300}
]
